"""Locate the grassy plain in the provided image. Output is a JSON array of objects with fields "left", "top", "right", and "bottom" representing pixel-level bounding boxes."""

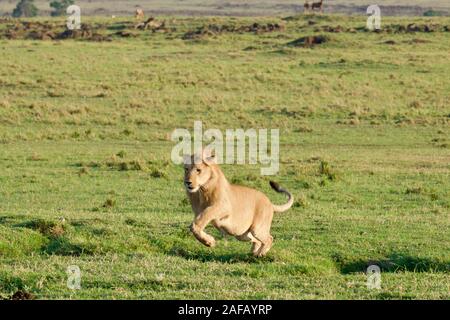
[
  {"left": 0, "top": 14, "right": 449, "bottom": 299},
  {"left": 1, "top": 1, "right": 450, "bottom": 16}
]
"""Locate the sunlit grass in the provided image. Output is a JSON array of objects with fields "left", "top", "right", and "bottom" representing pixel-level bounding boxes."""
[{"left": 0, "top": 15, "right": 449, "bottom": 299}]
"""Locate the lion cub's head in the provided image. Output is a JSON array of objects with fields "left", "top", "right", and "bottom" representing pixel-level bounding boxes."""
[{"left": 183, "top": 149, "right": 216, "bottom": 193}]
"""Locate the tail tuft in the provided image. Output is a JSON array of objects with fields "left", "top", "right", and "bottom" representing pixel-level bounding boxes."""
[
  {"left": 269, "top": 180, "right": 281, "bottom": 192},
  {"left": 269, "top": 181, "right": 294, "bottom": 213}
]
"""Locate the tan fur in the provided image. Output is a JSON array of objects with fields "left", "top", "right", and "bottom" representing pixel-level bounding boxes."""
[
  {"left": 183, "top": 149, "right": 294, "bottom": 257},
  {"left": 304, "top": 1, "right": 310, "bottom": 13},
  {"left": 135, "top": 9, "right": 144, "bottom": 19}
]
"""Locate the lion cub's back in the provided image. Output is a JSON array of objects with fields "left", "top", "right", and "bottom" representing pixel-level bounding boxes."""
[{"left": 228, "top": 184, "right": 271, "bottom": 210}]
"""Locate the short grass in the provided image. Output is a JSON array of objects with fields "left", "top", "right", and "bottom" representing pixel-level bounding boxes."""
[{"left": 0, "top": 14, "right": 449, "bottom": 299}]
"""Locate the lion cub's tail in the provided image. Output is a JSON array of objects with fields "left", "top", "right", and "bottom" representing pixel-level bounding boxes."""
[{"left": 269, "top": 181, "right": 294, "bottom": 213}]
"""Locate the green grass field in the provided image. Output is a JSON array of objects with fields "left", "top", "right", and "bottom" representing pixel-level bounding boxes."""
[{"left": 0, "top": 14, "right": 449, "bottom": 299}]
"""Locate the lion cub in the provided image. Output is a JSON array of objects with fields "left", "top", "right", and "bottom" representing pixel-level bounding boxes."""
[{"left": 183, "top": 149, "right": 293, "bottom": 257}]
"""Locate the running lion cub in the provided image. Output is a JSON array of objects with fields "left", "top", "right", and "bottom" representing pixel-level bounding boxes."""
[{"left": 183, "top": 149, "right": 294, "bottom": 257}]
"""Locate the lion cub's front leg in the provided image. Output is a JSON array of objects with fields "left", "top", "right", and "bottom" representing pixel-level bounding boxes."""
[
  {"left": 190, "top": 207, "right": 219, "bottom": 247},
  {"left": 190, "top": 223, "right": 216, "bottom": 247}
]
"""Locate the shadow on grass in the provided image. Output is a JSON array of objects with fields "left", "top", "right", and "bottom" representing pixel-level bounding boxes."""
[
  {"left": 42, "top": 237, "right": 93, "bottom": 256},
  {"left": 148, "top": 231, "right": 274, "bottom": 264},
  {"left": 168, "top": 246, "right": 274, "bottom": 264},
  {"left": 333, "top": 253, "right": 450, "bottom": 274},
  {"left": 377, "top": 292, "right": 416, "bottom": 300}
]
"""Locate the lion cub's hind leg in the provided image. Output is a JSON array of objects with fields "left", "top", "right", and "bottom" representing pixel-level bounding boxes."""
[
  {"left": 254, "top": 234, "right": 273, "bottom": 257},
  {"left": 250, "top": 207, "right": 274, "bottom": 257},
  {"left": 250, "top": 218, "right": 274, "bottom": 257},
  {"left": 236, "top": 231, "right": 262, "bottom": 256}
]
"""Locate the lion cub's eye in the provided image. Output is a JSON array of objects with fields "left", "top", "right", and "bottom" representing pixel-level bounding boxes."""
[{"left": 196, "top": 168, "right": 201, "bottom": 174}]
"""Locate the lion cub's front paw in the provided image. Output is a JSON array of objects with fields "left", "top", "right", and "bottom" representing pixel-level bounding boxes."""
[{"left": 204, "top": 236, "right": 216, "bottom": 248}]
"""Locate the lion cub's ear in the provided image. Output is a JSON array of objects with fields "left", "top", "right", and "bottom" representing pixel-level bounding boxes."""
[{"left": 202, "top": 148, "right": 216, "bottom": 165}]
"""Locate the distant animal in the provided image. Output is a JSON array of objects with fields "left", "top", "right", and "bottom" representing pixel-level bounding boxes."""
[
  {"left": 135, "top": 8, "right": 144, "bottom": 19},
  {"left": 311, "top": 0, "right": 324, "bottom": 13},
  {"left": 304, "top": 1, "right": 310, "bottom": 13},
  {"left": 135, "top": 17, "right": 165, "bottom": 31},
  {"left": 183, "top": 148, "right": 294, "bottom": 257}
]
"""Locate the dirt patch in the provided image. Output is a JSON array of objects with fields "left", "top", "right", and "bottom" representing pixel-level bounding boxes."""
[
  {"left": 2, "top": 20, "right": 57, "bottom": 40},
  {"left": 0, "top": 18, "right": 178, "bottom": 41},
  {"left": 311, "top": 23, "right": 449, "bottom": 34},
  {"left": 407, "top": 23, "right": 440, "bottom": 32},
  {"left": 182, "top": 22, "right": 285, "bottom": 40},
  {"left": 27, "top": 30, "right": 56, "bottom": 40},
  {"left": 56, "top": 24, "right": 111, "bottom": 41},
  {"left": 10, "top": 290, "right": 35, "bottom": 300},
  {"left": 0, "top": 21, "right": 111, "bottom": 41},
  {"left": 384, "top": 23, "right": 448, "bottom": 33},
  {"left": 310, "top": 24, "right": 365, "bottom": 33},
  {"left": 3, "top": 30, "right": 21, "bottom": 40},
  {"left": 286, "top": 35, "right": 329, "bottom": 47}
]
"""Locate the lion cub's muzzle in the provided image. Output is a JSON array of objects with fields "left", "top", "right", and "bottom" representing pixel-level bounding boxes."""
[{"left": 184, "top": 180, "right": 198, "bottom": 193}]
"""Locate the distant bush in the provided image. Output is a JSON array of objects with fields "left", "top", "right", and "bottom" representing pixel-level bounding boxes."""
[
  {"left": 50, "top": 0, "right": 74, "bottom": 17},
  {"left": 423, "top": 10, "right": 446, "bottom": 17},
  {"left": 12, "top": 0, "right": 38, "bottom": 17}
]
